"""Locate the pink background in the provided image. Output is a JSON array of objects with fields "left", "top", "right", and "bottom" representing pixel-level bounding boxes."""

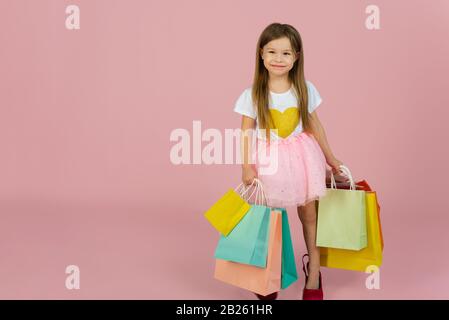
[{"left": 1, "top": 0, "right": 449, "bottom": 299}]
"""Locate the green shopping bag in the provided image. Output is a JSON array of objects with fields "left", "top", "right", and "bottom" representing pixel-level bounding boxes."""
[
  {"left": 214, "top": 179, "right": 270, "bottom": 267},
  {"left": 316, "top": 165, "right": 367, "bottom": 251},
  {"left": 276, "top": 207, "right": 298, "bottom": 289},
  {"left": 214, "top": 205, "right": 271, "bottom": 267}
]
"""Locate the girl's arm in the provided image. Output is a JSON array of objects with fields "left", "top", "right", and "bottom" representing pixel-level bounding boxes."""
[
  {"left": 309, "top": 111, "right": 336, "bottom": 163},
  {"left": 240, "top": 116, "right": 258, "bottom": 185},
  {"left": 309, "top": 111, "right": 347, "bottom": 180}
]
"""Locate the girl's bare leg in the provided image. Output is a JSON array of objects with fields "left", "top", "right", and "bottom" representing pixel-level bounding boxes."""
[{"left": 297, "top": 200, "right": 321, "bottom": 289}]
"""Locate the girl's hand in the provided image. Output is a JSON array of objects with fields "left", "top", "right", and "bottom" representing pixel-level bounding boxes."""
[
  {"left": 242, "top": 165, "right": 258, "bottom": 186},
  {"left": 327, "top": 157, "right": 350, "bottom": 182}
]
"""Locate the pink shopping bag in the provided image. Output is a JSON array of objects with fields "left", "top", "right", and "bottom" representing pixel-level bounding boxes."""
[{"left": 214, "top": 209, "right": 282, "bottom": 296}]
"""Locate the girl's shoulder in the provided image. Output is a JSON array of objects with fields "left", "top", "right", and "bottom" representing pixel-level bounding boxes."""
[
  {"left": 305, "top": 80, "right": 319, "bottom": 92},
  {"left": 236, "top": 85, "right": 254, "bottom": 102},
  {"left": 240, "top": 85, "right": 253, "bottom": 95},
  {"left": 234, "top": 85, "right": 257, "bottom": 119}
]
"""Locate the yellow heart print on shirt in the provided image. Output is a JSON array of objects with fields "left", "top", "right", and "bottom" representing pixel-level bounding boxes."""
[{"left": 268, "top": 106, "right": 300, "bottom": 138}]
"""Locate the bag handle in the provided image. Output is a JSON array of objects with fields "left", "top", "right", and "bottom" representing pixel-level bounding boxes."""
[
  {"left": 235, "top": 178, "right": 267, "bottom": 206},
  {"left": 329, "top": 164, "right": 356, "bottom": 190},
  {"left": 234, "top": 179, "right": 258, "bottom": 198},
  {"left": 253, "top": 179, "right": 267, "bottom": 206}
]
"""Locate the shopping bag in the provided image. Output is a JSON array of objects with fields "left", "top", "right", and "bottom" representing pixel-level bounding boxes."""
[
  {"left": 214, "top": 180, "right": 271, "bottom": 267},
  {"left": 276, "top": 207, "right": 298, "bottom": 289},
  {"left": 214, "top": 209, "right": 282, "bottom": 296},
  {"left": 204, "top": 179, "right": 258, "bottom": 236},
  {"left": 320, "top": 190, "right": 383, "bottom": 271},
  {"left": 326, "top": 179, "right": 383, "bottom": 251},
  {"left": 316, "top": 165, "right": 368, "bottom": 250}
]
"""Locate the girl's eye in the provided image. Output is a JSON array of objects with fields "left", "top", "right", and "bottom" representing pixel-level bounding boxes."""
[{"left": 268, "top": 51, "right": 290, "bottom": 55}]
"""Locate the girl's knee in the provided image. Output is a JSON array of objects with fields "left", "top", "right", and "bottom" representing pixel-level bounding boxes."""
[{"left": 297, "top": 201, "right": 317, "bottom": 223}]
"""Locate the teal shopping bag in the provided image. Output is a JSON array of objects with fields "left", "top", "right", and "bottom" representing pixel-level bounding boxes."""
[
  {"left": 214, "top": 205, "right": 271, "bottom": 268},
  {"left": 277, "top": 208, "right": 298, "bottom": 289}
]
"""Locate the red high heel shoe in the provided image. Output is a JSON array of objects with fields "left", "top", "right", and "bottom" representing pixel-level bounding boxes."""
[
  {"left": 302, "top": 254, "right": 323, "bottom": 300},
  {"left": 254, "top": 292, "right": 278, "bottom": 300}
]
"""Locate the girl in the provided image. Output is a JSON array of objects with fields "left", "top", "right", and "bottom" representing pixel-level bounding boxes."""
[{"left": 233, "top": 23, "right": 348, "bottom": 300}]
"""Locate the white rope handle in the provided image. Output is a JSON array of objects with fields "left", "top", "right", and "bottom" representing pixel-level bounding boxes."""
[
  {"left": 329, "top": 164, "right": 356, "bottom": 190},
  {"left": 254, "top": 180, "right": 260, "bottom": 205},
  {"left": 244, "top": 180, "right": 260, "bottom": 201},
  {"left": 235, "top": 178, "right": 267, "bottom": 205},
  {"left": 245, "top": 178, "right": 262, "bottom": 204},
  {"left": 254, "top": 179, "right": 267, "bottom": 206},
  {"left": 235, "top": 178, "right": 260, "bottom": 203},
  {"left": 340, "top": 165, "right": 356, "bottom": 190},
  {"left": 330, "top": 170, "right": 337, "bottom": 189},
  {"left": 234, "top": 178, "right": 257, "bottom": 197},
  {"left": 259, "top": 180, "right": 267, "bottom": 205}
]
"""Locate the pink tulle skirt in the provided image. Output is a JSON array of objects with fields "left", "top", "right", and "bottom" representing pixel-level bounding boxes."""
[{"left": 252, "top": 132, "right": 327, "bottom": 208}]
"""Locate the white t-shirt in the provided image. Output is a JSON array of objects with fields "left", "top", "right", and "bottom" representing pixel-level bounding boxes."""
[{"left": 233, "top": 80, "right": 322, "bottom": 140}]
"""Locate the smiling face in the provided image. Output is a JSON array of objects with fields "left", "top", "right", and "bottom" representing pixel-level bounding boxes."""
[{"left": 260, "top": 37, "right": 298, "bottom": 77}]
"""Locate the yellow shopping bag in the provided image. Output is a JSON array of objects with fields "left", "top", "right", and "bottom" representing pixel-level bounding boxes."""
[
  {"left": 204, "top": 179, "right": 258, "bottom": 236},
  {"left": 320, "top": 190, "right": 383, "bottom": 272}
]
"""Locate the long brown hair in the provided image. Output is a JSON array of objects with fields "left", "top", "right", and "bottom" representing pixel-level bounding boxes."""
[{"left": 252, "top": 23, "right": 312, "bottom": 142}]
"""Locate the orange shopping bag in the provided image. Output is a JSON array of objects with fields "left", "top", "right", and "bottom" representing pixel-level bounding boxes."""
[{"left": 214, "top": 209, "right": 282, "bottom": 296}]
